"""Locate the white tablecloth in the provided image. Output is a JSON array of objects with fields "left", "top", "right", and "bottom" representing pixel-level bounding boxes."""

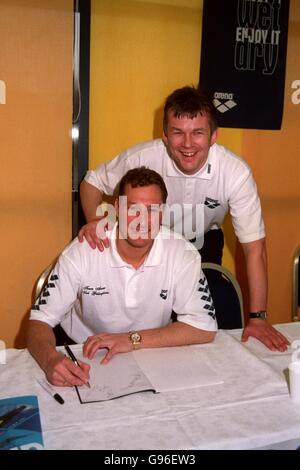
[{"left": 1, "top": 324, "right": 300, "bottom": 450}]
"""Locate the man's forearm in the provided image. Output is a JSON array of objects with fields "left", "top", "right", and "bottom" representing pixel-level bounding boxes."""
[
  {"left": 80, "top": 180, "right": 103, "bottom": 223},
  {"left": 138, "top": 321, "right": 216, "bottom": 349},
  {"left": 242, "top": 238, "right": 268, "bottom": 312},
  {"left": 26, "top": 320, "right": 59, "bottom": 371},
  {"left": 239, "top": 239, "right": 289, "bottom": 351},
  {"left": 83, "top": 321, "right": 216, "bottom": 362}
]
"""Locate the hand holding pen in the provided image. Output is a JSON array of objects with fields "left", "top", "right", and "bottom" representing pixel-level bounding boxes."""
[
  {"left": 64, "top": 344, "right": 91, "bottom": 388},
  {"left": 41, "top": 348, "right": 90, "bottom": 388}
]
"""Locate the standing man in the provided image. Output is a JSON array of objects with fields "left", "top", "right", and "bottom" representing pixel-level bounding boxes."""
[{"left": 79, "top": 86, "right": 289, "bottom": 352}]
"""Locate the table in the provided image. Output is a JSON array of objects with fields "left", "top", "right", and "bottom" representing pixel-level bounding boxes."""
[{"left": 1, "top": 323, "right": 300, "bottom": 450}]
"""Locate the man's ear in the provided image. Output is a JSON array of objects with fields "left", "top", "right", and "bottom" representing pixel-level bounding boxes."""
[
  {"left": 114, "top": 197, "right": 119, "bottom": 219},
  {"left": 210, "top": 128, "right": 218, "bottom": 146},
  {"left": 162, "top": 129, "right": 168, "bottom": 146}
]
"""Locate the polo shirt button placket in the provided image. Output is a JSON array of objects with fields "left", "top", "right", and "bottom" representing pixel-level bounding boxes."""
[
  {"left": 185, "top": 179, "right": 195, "bottom": 204},
  {"left": 125, "top": 269, "right": 140, "bottom": 309}
]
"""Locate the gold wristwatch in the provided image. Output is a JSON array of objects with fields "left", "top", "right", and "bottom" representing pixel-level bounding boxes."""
[{"left": 129, "top": 331, "right": 142, "bottom": 349}]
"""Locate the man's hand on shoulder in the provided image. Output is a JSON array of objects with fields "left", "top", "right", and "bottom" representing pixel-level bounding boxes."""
[
  {"left": 241, "top": 319, "right": 290, "bottom": 352},
  {"left": 78, "top": 216, "right": 110, "bottom": 251}
]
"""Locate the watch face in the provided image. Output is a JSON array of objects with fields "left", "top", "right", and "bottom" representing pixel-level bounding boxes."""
[
  {"left": 130, "top": 332, "right": 141, "bottom": 343},
  {"left": 250, "top": 311, "right": 267, "bottom": 319}
]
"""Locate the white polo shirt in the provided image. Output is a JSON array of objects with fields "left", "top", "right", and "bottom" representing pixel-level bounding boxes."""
[
  {"left": 30, "top": 225, "right": 217, "bottom": 343},
  {"left": 85, "top": 139, "right": 265, "bottom": 244}
]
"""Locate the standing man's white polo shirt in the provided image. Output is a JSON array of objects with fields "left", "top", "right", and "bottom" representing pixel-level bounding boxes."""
[
  {"left": 85, "top": 139, "right": 265, "bottom": 244},
  {"left": 30, "top": 225, "right": 217, "bottom": 343}
]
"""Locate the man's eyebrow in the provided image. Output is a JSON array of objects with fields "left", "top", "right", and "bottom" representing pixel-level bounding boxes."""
[
  {"left": 127, "top": 201, "right": 162, "bottom": 207},
  {"left": 170, "top": 126, "right": 205, "bottom": 131}
]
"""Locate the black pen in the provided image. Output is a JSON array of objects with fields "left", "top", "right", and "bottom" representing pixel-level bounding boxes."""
[
  {"left": 64, "top": 343, "right": 91, "bottom": 388},
  {"left": 37, "top": 379, "right": 64, "bottom": 405}
]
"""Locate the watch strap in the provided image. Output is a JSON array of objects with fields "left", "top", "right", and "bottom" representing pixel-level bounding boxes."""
[{"left": 249, "top": 311, "right": 267, "bottom": 319}]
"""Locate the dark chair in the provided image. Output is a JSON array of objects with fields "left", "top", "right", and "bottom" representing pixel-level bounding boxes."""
[{"left": 202, "top": 262, "right": 244, "bottom": 329}]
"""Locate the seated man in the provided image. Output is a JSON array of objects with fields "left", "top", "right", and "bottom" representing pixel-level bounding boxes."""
[{"left": 27, "top": 167, "right": 217, "bottom": 388}]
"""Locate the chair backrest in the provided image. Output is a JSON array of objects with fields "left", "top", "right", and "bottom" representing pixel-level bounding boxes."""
[
  {"left": 292, "top": 245, "right": 300, "bottom": 322},
  {"left": 202, "top": 262, "right": 244, "bottom": 329},
  {"left": 33, "top": 260, "right": 76, "bottom": 346},
  {"left": 34, "top": 262, "right": 56, "bottom": 302}
]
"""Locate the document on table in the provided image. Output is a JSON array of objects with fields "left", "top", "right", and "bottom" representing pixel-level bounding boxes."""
[
  {"left": 73, "top": 345, "right": 223, "bottom": 404},
  {"left": 133, "top": 346, "right": 223, "bottom": 392}
]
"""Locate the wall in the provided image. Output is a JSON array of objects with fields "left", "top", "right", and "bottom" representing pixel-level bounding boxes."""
[
  {"left": 0, "top": 0, "right": 73, "bottom": 347},
  {"left": 89, "top": 0, "right": 299, "bottom": 325},
  {"left": 89, "top": 0, "right": 240, "bottom": 273}
]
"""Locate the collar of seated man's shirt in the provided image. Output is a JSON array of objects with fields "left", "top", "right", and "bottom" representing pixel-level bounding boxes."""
[{"left": 108, "top": 222, "right": 163, "bottom": 268}]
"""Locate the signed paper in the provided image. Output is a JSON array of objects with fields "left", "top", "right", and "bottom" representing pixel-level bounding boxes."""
[
  {"left": 73, "top": 345, "right": 223, "bottom": 403},
  {"left": 76, "top": 351, "right": 154, "bottom": 403}
]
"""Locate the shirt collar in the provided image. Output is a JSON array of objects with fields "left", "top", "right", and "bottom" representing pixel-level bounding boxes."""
[
  {"left": 165, "top": 145, "right": 215, "bottom": 180},
  {"left": 108, "top": 223, "right": 163, "bottom": 268}
]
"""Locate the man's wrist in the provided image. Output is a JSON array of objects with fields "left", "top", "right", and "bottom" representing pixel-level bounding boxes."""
[
  {"left": 249, "top": 310, "right": 267, "bottom": 320},
  {"left": 43, "top": 349, "right": 62, "bottom": 371}
]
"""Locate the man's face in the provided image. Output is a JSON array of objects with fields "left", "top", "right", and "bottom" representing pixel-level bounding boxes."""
[
  {"left": 116, "top": 184, "right": 163, "bottom": 249},
  {"left": 163, "top": 110, "right": 217, "bottom": 175}
]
